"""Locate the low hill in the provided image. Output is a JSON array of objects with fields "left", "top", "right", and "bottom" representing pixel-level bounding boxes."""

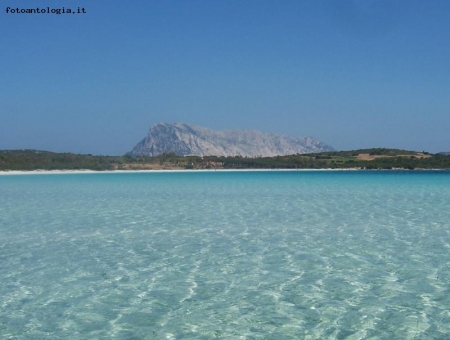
[{"left": 0, "top": 150, "right": 118, "bottom": 171}]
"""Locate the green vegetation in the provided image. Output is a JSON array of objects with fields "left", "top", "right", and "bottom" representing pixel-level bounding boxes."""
[
  {"left": 210, "top": 150, "right": 450, "bottom": 170},
  {"left": 1, "top": 148, "right": 450, "bottom": 171},
  {"left": 0, "top": 150, "right": 117, "bottom": 171}
]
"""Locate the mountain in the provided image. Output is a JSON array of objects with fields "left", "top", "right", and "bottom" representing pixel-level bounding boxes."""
[{"left": 129, "top": 123, "right": 334, "bottom": 157}]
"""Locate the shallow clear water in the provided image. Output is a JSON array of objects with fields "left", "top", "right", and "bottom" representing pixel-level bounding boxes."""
[{"left": 1, "top": 171, "right": 450, "bottom": 339}]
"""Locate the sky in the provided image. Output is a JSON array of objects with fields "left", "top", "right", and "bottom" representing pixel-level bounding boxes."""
[{"left": 1, "top": 0, "right": 449, "bottom": 155}]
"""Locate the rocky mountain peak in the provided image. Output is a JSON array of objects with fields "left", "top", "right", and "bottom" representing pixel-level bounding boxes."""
[{"left": 129, "top": 123, "right": 334, "bottom": 157}]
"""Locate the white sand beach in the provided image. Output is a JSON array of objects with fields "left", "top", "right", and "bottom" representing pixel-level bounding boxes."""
[{"left": 0, "top": 168, "right": 364, "bottom": 175}]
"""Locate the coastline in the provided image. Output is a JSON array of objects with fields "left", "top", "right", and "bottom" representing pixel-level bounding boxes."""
[
  {"left": 0, "top": 168, "right": 360, "bottom": 175},
  {"left": 0, "top": 168, "right": 446, "bottom": 175}
]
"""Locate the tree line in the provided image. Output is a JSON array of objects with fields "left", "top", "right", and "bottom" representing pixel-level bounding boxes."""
[{"left": 1, "top": 148, "right": 449, "bottom": 171}]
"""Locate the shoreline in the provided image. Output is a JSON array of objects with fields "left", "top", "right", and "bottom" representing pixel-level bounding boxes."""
[
  {"left": 0, "top": 169, "right": 360, "bottom": 175},
  {"left": 0, "top": 168, "right": 448, "bottom": 175}
]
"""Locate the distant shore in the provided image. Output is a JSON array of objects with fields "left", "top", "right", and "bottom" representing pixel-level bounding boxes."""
[
  {"left": 1, "top": 168, "right": 448, "bottom": 176},
  {"left": 0, "top": 168, "right": 359, "bottom": 175},
  {"left": 1, "top": 149, "right": 449, "bottom": 172}
]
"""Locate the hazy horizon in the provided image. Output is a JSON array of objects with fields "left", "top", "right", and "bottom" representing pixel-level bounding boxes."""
[
  {"left": 1, "top": 120, "right": 448, "bottom": 156},
  {"left": 2, "top": 1, "right": 449, "bottom": 155}
]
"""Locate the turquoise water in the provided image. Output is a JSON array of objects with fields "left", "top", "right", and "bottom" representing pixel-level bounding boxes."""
[{"left": 1, "top": 171, "right": 450, "bottom": 339}]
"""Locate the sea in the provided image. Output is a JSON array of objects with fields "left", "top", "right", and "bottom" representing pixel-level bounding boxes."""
[{"left": 1, "top": 170, "right": 450, "bottom": 339}]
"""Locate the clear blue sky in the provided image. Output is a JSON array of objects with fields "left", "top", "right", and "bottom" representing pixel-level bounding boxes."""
[{"left": 1, "top": 0, "right": 449, "bottom": 155}]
